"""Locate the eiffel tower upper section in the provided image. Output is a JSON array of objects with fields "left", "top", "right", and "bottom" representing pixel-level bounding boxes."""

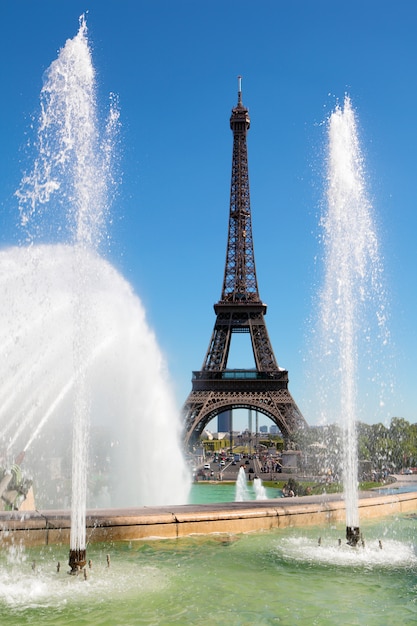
[
  {"left": 202, "top": 77, "right": 279, "bottom": 374},
  {"left": 222, "top": 77, "right": 258, "bottom": 304}
]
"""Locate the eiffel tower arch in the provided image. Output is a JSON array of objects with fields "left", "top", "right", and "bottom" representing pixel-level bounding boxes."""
[{"left": 182, "top": 78, "right": 308, "bottom": 448}]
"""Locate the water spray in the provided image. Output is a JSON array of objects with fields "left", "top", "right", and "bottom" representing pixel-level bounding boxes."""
[{"left": 319, "top": 96, "right": 386, "bottom": 546}]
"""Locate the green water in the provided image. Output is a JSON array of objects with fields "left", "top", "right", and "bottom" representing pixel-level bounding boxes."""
[
  {"left": 1, "top": 515, "right": 417, "bottom": 625},
  {"left": 189, "top": 481, "right": 281, "bottom": 503}
]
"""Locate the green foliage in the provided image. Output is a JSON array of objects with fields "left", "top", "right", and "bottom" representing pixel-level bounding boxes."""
[
  {"left": 261, "top": 479, "right": 386, "bottom": 495},
  {"left": 199, "top": 416, "right": 417, "bottom": 475},
  {"left": 357, "top": 417, "right": 417, "bottom": 471},
  {"left": 296, "top": 417, "right": 417, "bottom": 475},
  {"left": 259, "top": 439, "right": 275, "bottom": 448}
]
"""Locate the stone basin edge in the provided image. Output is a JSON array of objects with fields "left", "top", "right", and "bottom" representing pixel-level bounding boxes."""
[{"left": 0, "top": 491, "right": 415, "bottom": 546}]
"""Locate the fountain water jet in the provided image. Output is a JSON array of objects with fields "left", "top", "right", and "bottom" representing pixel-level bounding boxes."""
[
  {"left": 318, "top": 96, "right": 388, "bottom": 545},
  {"left": 253, "top": 476, "right": 267, "bottom": 500},
  {"left": 235, "top": 467, "right": 250, "bottom": 501},
  {"left": 0, "top": 245, "right": 190, "bottom": 508},
  {"left": 2, "top": 15, "right": 190, "bottom": 570}
]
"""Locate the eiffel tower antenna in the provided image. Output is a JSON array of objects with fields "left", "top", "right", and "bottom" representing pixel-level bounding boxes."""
[{"left": 182, "top": 78, "right": 307, "bottom": 448}]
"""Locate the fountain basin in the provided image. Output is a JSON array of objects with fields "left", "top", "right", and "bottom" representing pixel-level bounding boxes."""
[
  {"left": 2, "top": 520, "right": 417, "bottom": 625},
  {"left": 1, "top": 491, "right": 416, "bottom": 547}
]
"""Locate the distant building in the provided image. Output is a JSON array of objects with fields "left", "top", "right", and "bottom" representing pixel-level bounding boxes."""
[
  {"left": 260, "top": 425, "right": 268, "bottom": 433},
  {"left": 269, "top": 424, "right": 279, "bottom": 434},
  {"left": 218, "top": 410, "right": 232, "bottom": 432}
]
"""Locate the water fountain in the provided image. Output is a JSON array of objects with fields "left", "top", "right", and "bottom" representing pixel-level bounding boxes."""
[
  {"left": 253, "top": 476, "right": 267, "bottom": 500},
  {"left": 1, "top": 517, "right": 417, "bottom": 624},
  {"left": 235, "top": 466, "right": 250, "bottom": 501},
  {"left": 0, "top": 15, "right": 190, "bottom": 571},
  {"left": 1, "top": 16, "right": 416, "bottom": 624},
  {"left": 233, "top": 467, "right": 268, "bottom": 501},
  {"left": 317, "top": 96, "right": 388, "bottom": 546}
]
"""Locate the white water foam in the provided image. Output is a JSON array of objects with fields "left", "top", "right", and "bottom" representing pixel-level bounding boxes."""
[
  {"left": 0, "top": 558, "right": 165, "bottom": 609},
  {"left": 276, "top": 535, "right": 417, "bottom": 569}
]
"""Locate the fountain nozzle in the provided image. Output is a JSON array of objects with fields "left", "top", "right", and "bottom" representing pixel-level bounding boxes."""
[
  {"left": 346, "top": 526, "right": 360, "bottom": 547},
  {"left": 68, "top": 548, "right": 87, "bottom": 574}
]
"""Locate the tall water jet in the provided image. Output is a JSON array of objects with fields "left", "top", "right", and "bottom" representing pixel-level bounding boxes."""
[
  {"left": 253, "top": 476, "right": 267, "bottom": 500},
  {"left": 3, "top": 15, "right": 190, "bottom": 570},
  {"left": 318, "top": 96, "right": 387, "bottom": 545},
  {"left": 235, "top": 467, "right": 250, "bottom": 501}
]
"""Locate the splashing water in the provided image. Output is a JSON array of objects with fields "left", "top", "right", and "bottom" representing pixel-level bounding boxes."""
[
  {"left": 253, "top": 477, "right": 267, "bottom": 500},
  {"left": 277, "top": 534, "right": 417, "bottom": 569},
  {"left": 0, "top": 245, "right": 190, "bottom": 506},
  {"left": 235, "top": 467, "right": 250, "bottom": 501},
  {"left": 318, "top": 96, "right": 388, "bottom": 530},
  {"left": 16, "top": 15, "right": 118, "bottom": 247},
  {"left": 3, "top": 15, "right": 190, "bottom": 556}
]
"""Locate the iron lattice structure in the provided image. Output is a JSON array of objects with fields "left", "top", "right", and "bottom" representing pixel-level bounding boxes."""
[{"left": 182, "top": 79, "right": 307, "bottom": 448}]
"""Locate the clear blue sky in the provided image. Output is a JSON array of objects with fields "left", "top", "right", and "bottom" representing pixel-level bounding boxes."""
[{"left": 1, "top": 1, "right": 416, "bottom": 430}]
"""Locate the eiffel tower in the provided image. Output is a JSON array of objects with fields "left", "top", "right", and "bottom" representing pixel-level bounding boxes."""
[{"left": 182, "top": 78, "right": 307, "bottom": 448}]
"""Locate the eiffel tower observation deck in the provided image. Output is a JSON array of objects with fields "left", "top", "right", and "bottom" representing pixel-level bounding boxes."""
[{"left": 182, "top": 78, "right": 307, "bottom": 448}]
